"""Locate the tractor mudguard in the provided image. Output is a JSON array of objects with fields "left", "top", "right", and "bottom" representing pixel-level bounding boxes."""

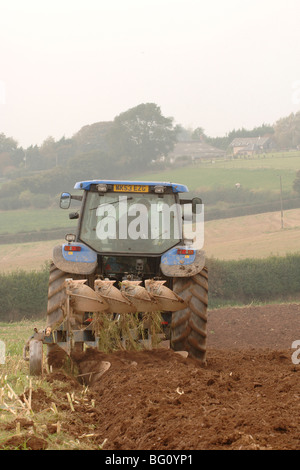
[
  {"left": 52, "top": 244, "right": 97, "bottom": 275},
  {"left": 160, "top": 249, "right": 206, "bottom": 278}
]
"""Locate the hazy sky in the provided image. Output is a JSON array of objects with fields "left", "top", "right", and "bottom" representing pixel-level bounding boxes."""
[{"left": 0, "top": 0, "right": 300, "bottom": 147}]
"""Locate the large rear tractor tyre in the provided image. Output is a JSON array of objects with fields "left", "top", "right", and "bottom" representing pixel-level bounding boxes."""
[
  {"left": 47, "top": 263, "right": 73, "bottom": 329},
  {"left": 171, "top": 267, "right": 208, "bottom": 362},
  {"left": 46, "top": 263, "right": 72, "bottom": 362}
]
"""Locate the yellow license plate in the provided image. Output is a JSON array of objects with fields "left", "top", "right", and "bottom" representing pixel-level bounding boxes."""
[{"left": 113, "top": 184, "right": 149, "bottom": 193}]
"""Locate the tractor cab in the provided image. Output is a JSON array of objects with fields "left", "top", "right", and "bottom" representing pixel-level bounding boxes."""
[{"left": 59, "top": 180, "right": 203, "bottom": 280}]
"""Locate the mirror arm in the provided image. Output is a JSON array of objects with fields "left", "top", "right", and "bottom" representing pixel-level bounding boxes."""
[
  {"left": 180, "top": 198, "right": 192, "bottom": 205},
  {"left": 69, "top": 212, "right": 79, "bottom": 220}
]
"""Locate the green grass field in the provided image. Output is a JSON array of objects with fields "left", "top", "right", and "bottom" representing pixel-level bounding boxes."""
[
  {"left": 0, "top": 208, "right": 74, "bottom": 235},
  {"left": 135, "top": 154, "right": 300, "bottom": 193},
  {"left": 201, "top": 154, "right": 300, "bottom": 170},
  {"left": 0, "top": 320, "right": 44, "bottom": 366},
  {"left": 0, "top": 153, "right": 299, "bottom": 237},
  {"left": 138, "top": 166, "right": 295, "bottom": 193}
]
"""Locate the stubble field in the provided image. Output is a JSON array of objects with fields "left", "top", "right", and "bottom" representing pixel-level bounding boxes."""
[{"left": 0, "top": 303, "right": 299, "bottom": 450}]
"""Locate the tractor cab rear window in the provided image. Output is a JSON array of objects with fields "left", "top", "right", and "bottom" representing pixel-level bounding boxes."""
[{"left": 79, "top": 191, "right": 182, "bottom": 255}]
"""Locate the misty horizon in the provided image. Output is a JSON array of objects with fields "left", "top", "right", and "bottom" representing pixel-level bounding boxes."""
[{"left": 0, "top": 0, "right": 300, "bottom": 148}]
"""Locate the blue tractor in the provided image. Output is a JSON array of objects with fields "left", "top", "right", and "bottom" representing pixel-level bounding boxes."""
[{"left": 25, "top": 180, "right": 208, "bottom": 375}]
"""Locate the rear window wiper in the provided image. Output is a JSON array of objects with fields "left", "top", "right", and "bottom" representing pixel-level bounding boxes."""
[{"left": 90, "top": 197, "right": 133, "bottom": 210}]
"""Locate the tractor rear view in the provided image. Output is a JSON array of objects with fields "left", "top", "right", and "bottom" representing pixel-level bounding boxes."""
[{"left": 24, "top": 180, "right": 208, "bottom": 375}]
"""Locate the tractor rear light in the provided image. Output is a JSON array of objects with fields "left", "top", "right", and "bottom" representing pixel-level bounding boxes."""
[
  {"left": 65, "top": 234, "right": 76, "bottom": 243},
  {"left": 64, "top": 245, "right": 81, "bottom": 252},
  {"left": 177, "top": 249, "right": 194, "bottom": 255},
  {"left": 97, "top": 183, "right": 107, "bottom": 192},
  {"left": 154, "top": 185, "right": 165, "bottom": 193}
]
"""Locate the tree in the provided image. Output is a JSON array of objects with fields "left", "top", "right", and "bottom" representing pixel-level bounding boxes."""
[
  {"left": 73, "top": 122, "right": 113, "bottom": 154},
  {"left": 191, "top": 127, "right": 206, "bottom": 140},
  {"left": 0, "top": 134, "right": 19, "bottom": 175},
  {"left": 25, "top": 145, "right": 44, "bottom": 171},
  {"left": 107, "top": 103, "right": 179, "bottom": 168},
  {"left": 40, "top": 136, "right": 57, "bottom": 169},
  {"left": 0, "top": 152, "right": 13, "bottom": 176},
  {"left": 0, "top": 133, "right": 18, "bottom": 153},
  {"left": 274, "top": 112, "right": 300, "bottom": 149},
  {"left": 67, "top": 150, "right": 116, "bottom": 180},
  {"left": 39, "top": 135, "right": 77, "bottom": 169}
]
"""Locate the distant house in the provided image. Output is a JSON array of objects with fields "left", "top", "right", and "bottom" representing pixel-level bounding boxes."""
[
  {"left": 167, "top": 141, "right": 226, "bottom": 164},
  {"left": 229, "top": 136, "right": 274, "bottom": 156}
]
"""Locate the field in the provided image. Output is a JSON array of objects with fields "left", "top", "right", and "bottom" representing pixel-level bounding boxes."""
[
  {"left": 136, "top": 153, "right": 300, "bottom": 193},
  {"left": 139, "top": 166, "right": 296, "bottom": 193},
  {"left": 0, "top": 240, "right": 60, "bottom": 272},
  {"left": 0, "top": 208, "right": 72, "bottom": 235},
  {"left": 0, "top": 207, "right": 299, "bottom": 272},
  {"left": 0, "top": 304, "right": 299, "bottom": 450},
  {"left": 204, "top": 207, "right": 300, "bottom": 260},
  {"left": 0, "top": 153, "right": 299, "bottom": 238},
  {"left": 0, "top": 154, "right": 300, "bottom": 451}
]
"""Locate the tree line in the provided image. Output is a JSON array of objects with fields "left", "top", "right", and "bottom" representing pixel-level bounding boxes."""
[
  {"left": 0, "top": 103, "right": 179, "bottom": 178},
  {"left": 0, "top": 103, "right": 180, "bottom": 208},
  {"left": 0, "top": 103, "right": 300, "bottom": 210},
  {"left": 177, "top": 112, "right": 300, "bottom": 151},
  {"left": 1, "top": 104, "right": 300, "bottom": 177}
]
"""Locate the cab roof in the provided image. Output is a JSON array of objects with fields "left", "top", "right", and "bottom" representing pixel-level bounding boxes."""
[{"left": 74, "top": 180, "right": 188, "bottom": 193}]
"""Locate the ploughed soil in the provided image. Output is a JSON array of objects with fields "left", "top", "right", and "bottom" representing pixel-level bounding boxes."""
[{"left": 3, "top": 303, "right": 300, "bottom": 450}]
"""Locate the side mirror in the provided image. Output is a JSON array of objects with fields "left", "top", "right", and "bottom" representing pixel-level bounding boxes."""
[
  {"left": 192, "top": 197, "right": 202, "bottom": 214},
  {"left": 60, "top": 192, "right": 71, "bottom": 209}
]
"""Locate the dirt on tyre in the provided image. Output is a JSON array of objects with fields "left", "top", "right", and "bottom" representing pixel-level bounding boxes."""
[{"left": 171, "top": 267, "right": 208, "bottom": 362}]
